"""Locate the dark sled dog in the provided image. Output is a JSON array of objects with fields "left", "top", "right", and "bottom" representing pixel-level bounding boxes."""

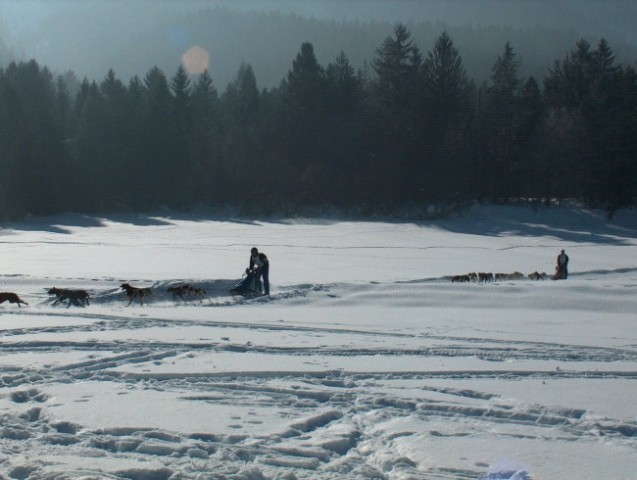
[
  {"left": 528, "top": 271, "right": 548, "bottom": 281},
  {"left": 0, "top": 292, "right": 28, "bottom": 307},
  {"left": 167, "top": 284, "right": 207, "bottom": 303},
  {"left": 48, "top": 287, "right": 91, "bottom": 307},
  {"left": 120, "top": 283, "right": 153, "bottom": 306}
]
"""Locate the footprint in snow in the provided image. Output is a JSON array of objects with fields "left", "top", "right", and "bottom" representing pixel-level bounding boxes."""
[{"left": 10, "top": 389, "right": 48, "bottom": 404}]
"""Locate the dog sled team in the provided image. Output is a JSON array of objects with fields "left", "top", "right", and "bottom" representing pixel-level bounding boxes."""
[
  {"left": 451, "top": 249, "right": 569, "bottom": 283},
  {"left": 16, "top": 282, "right": 209, "bottom": 308},
  {"left": 452, "top": 271, "right": 547, "bottom": 283},
  {"left": 1, "top": 246, "right": 270, "bottom": 309},
  {"left": 2, "top": 248, "right": 570, "bottom": 308},
  {"left": 42, "top": 283, "right": 207, "bottom": 308}
]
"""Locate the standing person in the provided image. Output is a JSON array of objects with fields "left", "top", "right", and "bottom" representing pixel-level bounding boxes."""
[
  {"left": 556, "top": 249, "right": 569, "bottom": 279},
  {"left": 248, "top": 247, "right": 270, "bottom": 296}
]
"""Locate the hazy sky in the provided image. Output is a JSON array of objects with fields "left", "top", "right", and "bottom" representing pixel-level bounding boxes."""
[
  {"left": 1, "top": 0, "right": 635, "bottom": 36},
  {"left": 0, "top": 0, "right": 635, "bottom": 88}
]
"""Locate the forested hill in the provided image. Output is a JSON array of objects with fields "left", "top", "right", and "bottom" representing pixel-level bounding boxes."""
[
  {"left": 1, "top": 5, "right": 637, "bottom": 89},
  {"left": 0, "top": 19, "right": 636, "bottom": 220},
  {"left": 118, "top": 8, "right": 637, "bottom": 90}
]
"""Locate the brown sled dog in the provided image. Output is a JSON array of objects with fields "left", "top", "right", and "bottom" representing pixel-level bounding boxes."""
[
  {"left": 0, "top": 292, "right": 28, "bottom": 307},
  {"left": 48, "top": 287, "right": 91, "bottom": 307},
  {"left": 167, "top": 284, "right": 207, "bottom": 303},
  {"left": 120, "top": 283, "right": 153, "bottom": 306}
]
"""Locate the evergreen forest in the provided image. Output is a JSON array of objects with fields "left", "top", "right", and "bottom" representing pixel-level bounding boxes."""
[{"left": 1, "top": 24, "right": 636, "bottom": 220}]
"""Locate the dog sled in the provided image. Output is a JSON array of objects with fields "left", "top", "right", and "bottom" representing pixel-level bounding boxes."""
[
  {"left": 229, "top": 271, "right": 262, "bottom": 298},
  {"left": 553, "top": 265, "right": 567, "bottom": 280}
]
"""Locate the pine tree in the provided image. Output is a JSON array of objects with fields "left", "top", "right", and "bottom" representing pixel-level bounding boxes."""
[
  {"left": 0, "top": 71, "right": 23, "bottom": 218},
  {"left": 219, "top": 63, "right": 262, "bottom": 203},
  {"left": 544, "top": 39, "right": 592, "bottom": 109},
  {"left": 122, "top": 75, "right": 148, "bottom": 209},
  {"left": 372, "top": 23, "right": 421, "bottom": 113},
  {"left": 423, "top": 32, "right": 472, "bottom": 121},
  {"left": 225, "top": 62, "right": 259, "bottom": 121},
  {"left": 543, "top": 38, "right": 633, "bottom": 210},
  {"left": 421, "top": 31, "right": 473, "bottom": 197},
  {"left": 370, "top": 24, "right": 422, "bottom": 202},
  {"left": 325, "top": 51, "right": 361, "bottom": 117},
  {"left": 142, "top": 66, "right": 176, "bottom": 206},
  {"left": 191, "top": 70, "right": 220, "bottom": 203},
  {"left": 4, "top": 61, "right": 70, "bottom": 216},
  {"left": 323, "top": 51, "right": 367, "bottom": 204},
  {"left": 483, "top": 42, "right": 522, "bottom": 199},
  {"left": 192, "top": 70, "right": 218, "bottom": 118},
  {"left": 278, "top": 42, "right": 329, "bottom": 200},
  {"left": 516, "top": 76, "right": 547, "bottom": 197}
]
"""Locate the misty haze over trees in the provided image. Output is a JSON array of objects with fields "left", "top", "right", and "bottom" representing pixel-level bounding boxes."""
[
  {"left": 2, "top": 1, "right": 637, "bottom": 89},
  {"left": 0, "top": 2, "right": 636, "bottom": 220}
]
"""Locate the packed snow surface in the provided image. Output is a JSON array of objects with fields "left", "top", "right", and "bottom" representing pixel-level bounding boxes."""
[{"left": 0, "top": 205, "right": 636, "bottom": 479}]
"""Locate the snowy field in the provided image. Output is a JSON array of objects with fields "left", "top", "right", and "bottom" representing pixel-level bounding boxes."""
[{"left": 1, "top": 204, "right": 636, "bottom": 480}]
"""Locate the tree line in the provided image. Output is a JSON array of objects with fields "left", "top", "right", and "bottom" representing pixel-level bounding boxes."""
[{"left": 1, "top": 24, "right": 636, "bottom": 220}]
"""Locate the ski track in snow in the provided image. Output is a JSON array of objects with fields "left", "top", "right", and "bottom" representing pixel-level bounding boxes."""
[{"left": 1, "top": 273, "right": 637, "bottom": 479}]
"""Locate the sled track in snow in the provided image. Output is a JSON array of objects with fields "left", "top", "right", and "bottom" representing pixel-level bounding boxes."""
[
  {"left": 3, "top": 305, "right": 637, "bottom": 365},
  {"left": 1, "top": 274, "right": 637, "bottom": 479}
]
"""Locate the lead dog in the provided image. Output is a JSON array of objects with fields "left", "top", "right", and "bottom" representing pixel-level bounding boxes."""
[
  {"left": 0, "top": 292, "right": 28, "bottom": 307},
  {"left": 48, "top": 287, "right": 90, "bottom": 307},
  {"left": 167, "top": 284, "right": 207, "bottom": 303},
  {"left": 120, "top": 283, "right": 153, "bottom": 306},
  {"left": 528, "top": 271, "right": 548, "bottom": 281},
  {"left": 478, "top": 272, "right": 494, "bottom": 283}
]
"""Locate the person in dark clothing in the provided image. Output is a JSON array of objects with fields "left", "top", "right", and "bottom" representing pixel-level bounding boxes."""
[
  {"left": 247, "top": 247, "right": 270, "bottom": 295},
  {"left": 555, "top": 249, "right": 569, "bottom": 279}
]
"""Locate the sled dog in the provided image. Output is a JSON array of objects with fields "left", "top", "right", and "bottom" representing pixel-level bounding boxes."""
[
  {"left": 167, "top": 284, "right": 207, "bottom": 303},
  {"left": 478, "top": 272, "right": 494, "bottom": 283},
  {"left": 120, "top": 283, "right": 153, "bottom": 306},
  {"left": 48, "top": 287, "right": 90, "bottom": 307},
  {"left": 0, "top": 292, "right": 28, "bottom": 307}
]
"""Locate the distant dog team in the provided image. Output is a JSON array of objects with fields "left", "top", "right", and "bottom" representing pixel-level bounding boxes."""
[
  {"left": 451, "top": 270, "right": 548, "bottom": 283},
  {"left": 0, "top": 284, "right": 209, "bottom": 310}
]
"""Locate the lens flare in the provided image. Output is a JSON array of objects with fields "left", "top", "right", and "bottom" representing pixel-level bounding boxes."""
[{"left": 182, "top": 45, "right": 209, "bottom": 75}]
